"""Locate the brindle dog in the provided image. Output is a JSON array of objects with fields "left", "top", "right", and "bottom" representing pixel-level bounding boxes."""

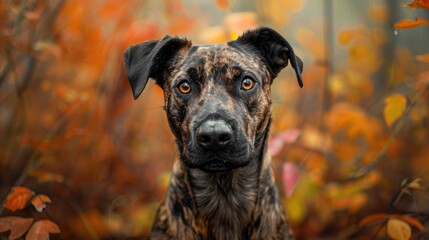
[{"left": 123, "top": 27, "right": 303, "bottom": 240}]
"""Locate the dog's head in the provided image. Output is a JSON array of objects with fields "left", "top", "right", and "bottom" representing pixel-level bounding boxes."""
[{"left": 124, "top": 27, "right": 303, "bottom": 172}]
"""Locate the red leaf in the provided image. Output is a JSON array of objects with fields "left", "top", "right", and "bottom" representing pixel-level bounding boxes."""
[
  {"left": 359, "top": 213, "right": 388, "bottom": 227},
  {"left": 25, "top": 220, "right": 60, "bottom": 240},
  {"left": 401, "top": 0, "right": 429, "bottom": 9},
  {"left": 397, "top": 215, "right": 425, "bottom": 232},
  {"left": 269, "top": 129, "right": 301, "bottom": 156},
  {"left": 31, "top": 194, "right": 52, "bottom": 213},
  {"left": 3, "top": 187, "right": 35, "bottom": 212},
  {"left": 0, "top": 216, "right": 34, "bottom": 239},
  {"left": 282, "top": 163, "right": 301, "bottom": 197}
]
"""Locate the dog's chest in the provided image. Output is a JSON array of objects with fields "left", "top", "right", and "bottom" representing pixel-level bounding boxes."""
[{"left": 189, "top": 163, "right": 259, "bottom": 239}]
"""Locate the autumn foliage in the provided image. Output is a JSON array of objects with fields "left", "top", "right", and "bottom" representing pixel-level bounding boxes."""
[{"left": 1, "top": 0, "right": 429, "bottom": 239}]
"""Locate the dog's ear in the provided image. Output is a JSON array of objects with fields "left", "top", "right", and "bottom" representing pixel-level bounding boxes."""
[
  {"left": 229, "top": 27, "right": 303, "bottom": 87},
  {"left": 123, "top": 36, "right": 191, "bottom": 99}
]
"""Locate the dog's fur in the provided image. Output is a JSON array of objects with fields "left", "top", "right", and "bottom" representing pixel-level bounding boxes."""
[{"left": 124, "top": 27, "right": 303, "bottom": 240}]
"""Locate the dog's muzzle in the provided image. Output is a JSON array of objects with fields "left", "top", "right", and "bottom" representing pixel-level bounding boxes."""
[{"left": 183, "top": 117, "right": 251, "bottom": 173}]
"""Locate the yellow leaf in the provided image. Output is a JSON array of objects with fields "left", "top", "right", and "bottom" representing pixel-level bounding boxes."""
[
  {"left": 284, "top": 195, "right": 306, "bottom": 224},
  {"left": 384, "top": 94, "right": 407, "bottom": 127},
  {"left": 387, "top": 218, "right": 411, "bottom": 240}
]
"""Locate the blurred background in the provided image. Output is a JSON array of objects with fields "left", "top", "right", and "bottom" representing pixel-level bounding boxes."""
[{"left": 1, "top": 0, "right": 429, "bottom": 239}]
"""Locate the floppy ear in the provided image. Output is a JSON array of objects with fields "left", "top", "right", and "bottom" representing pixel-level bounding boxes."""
[
  {"left": 229, "top": 27, "right": 304, "bottom": 87},
  {"left": 123, "top": 36, "right": 191, "bottom": 99}
]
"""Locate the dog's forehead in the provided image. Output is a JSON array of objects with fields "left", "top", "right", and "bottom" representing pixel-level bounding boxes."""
[
  {"left": 167, "top": 43, "right": 270, "bottom": 89},
  {"left": 183, "top": 44, "right": 259, "bottom": 69}
]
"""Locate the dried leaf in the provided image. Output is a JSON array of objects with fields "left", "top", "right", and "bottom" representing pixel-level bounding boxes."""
[
  {"left": 387, "top": 218, "right": 411, "bottom": 240},
  {"left": 397, "top": 215, "right": 425, "bottom": 232},
  {"left": 0, "top": 216, "right": 34, "bottom": 239},
  {"left": 34, "top": 41, "right": 62, "bottom": 58},
  {"left": 394, "top": 17, "right": 429, "bottom": 29},
  {"left": 28, "top": 170, "right": 66, "bottom": 184},
  {"left": 3, "top": 187, "right": 35, "bottom": 212},
  {"left": 406, "top": 178, "right": 425, "bottom": 190},
  {"left": 26, "top": 220, "right": 60, "bottom": 240},
  {"left": 401, "top": 0, "right": 429, "bottom": 9},
  {"left": 31, "top": 195, "right": 52, "bottom": 213},
  {"left": 384, "top": 94, "right": 407, "bottom": 127},
  {"left": 359, "top": 213, "right": 388, "bottom": 227}
]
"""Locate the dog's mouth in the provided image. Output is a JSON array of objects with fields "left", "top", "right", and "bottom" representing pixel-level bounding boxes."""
[
  {"left": 182, "top": 148, "right": 252, "bottom": 173},
  {"left": 196, "top": 158, "right": 250, "bottom": 172}
]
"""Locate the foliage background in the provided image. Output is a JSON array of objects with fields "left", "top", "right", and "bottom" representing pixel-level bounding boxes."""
[{"left": 1, "top": 0, "right": 429, "bottom": 239}]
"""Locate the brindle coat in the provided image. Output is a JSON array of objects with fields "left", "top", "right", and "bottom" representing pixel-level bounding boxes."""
[{"left": 124, "top": 27, "right": 303, "bottom": 240}]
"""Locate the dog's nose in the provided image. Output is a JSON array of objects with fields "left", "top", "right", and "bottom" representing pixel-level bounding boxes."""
[{"left": 196, "top": 120, "right": 233, "bottom": 150}]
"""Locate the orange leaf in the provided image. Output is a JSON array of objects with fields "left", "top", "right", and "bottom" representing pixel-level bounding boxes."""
[
  {"left": 3, "top": 187, "right": 35, "bottom": 212},
  {"left": 215, "top": 0, "right": 231, "bottom": 10},
  {"left": 416, "top": 53, "right": 429, "bottom": 63},
  {"left": 397, "top": 215, "right": 425, "bottom": 232},
  {"left": 394, "top": 17, "right": 429, "bottom": 29},
  {"left": 359, "top": 213, "right": 388, "bottom": 227},
  {"left": 28, "top": 170, "right": 66, "bottom": 184},
  {"left": 31, "top": 194, "right": 52, "bottom": 213},
  {"left": 0, "top": 216, "right": 34, "bottom": 239},
  {"left": 338, "top": 30, "right": 353, "bottom": 46},
  {"left": 387, "top": 218, "right": 411, "bottom": 240},
  {"left": 401, "top": 0, "right": 429, "bottom": 9},
  {"left": 26, "top": 220, "right": 60, "bottom": 240}
]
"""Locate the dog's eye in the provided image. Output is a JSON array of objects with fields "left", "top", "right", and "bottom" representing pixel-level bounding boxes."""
[
  {"left": 241, "top": 78, "right": 255, "bottom": 91},
  {"left": 178, "top": 81, "right": 191, "bottom": 94}
]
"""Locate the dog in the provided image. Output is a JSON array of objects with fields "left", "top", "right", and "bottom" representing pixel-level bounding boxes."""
[{"left": 123, "top": 27, "right": 303, "bottom": 240}]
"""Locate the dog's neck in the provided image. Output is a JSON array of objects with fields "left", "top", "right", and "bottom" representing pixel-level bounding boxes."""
[{"left": 188, "top": 159, "right": 259, "bottom": 239}]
